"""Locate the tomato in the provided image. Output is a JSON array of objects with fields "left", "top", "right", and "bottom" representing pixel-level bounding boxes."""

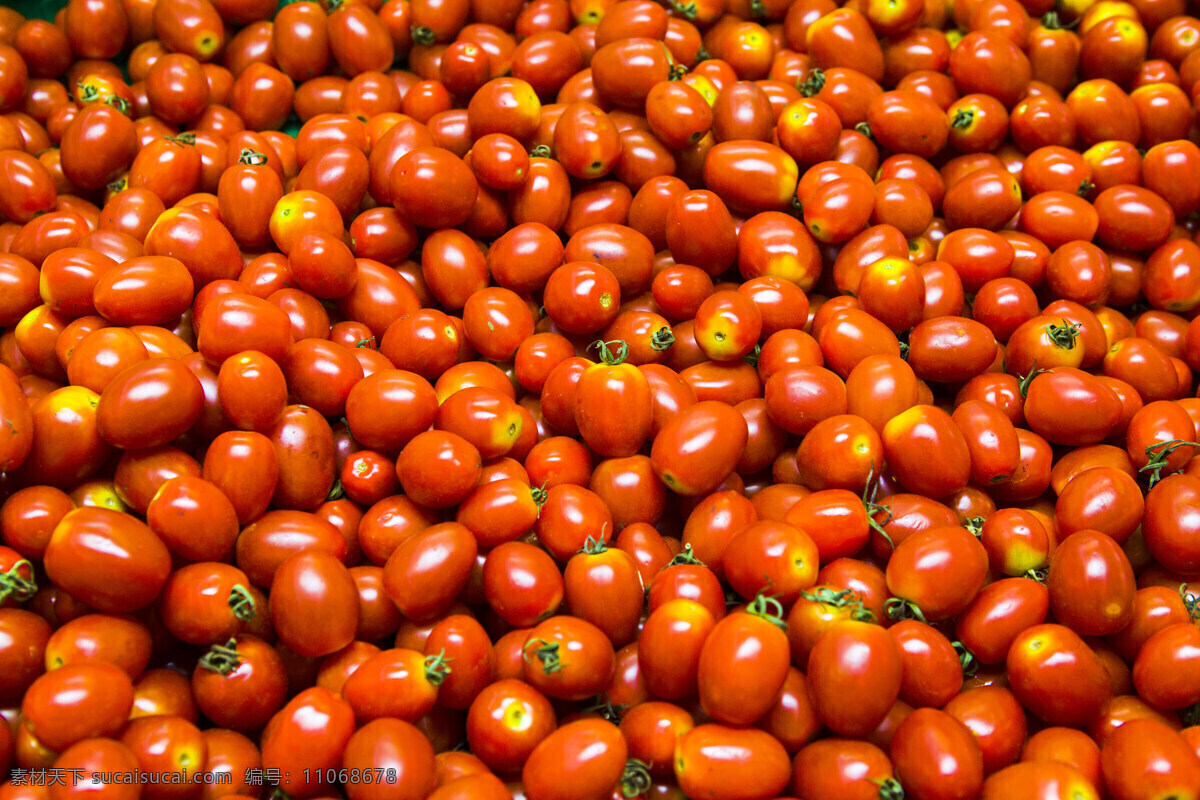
[
  {"left": 977, "top": 509, "right": 1049, "bottom": 577},
  {"left": 21, "top": 661, "right": 133, "bottom": 751},
  {"left": 341, "top": 717, "right": 437, "bottom": 800},
  {"left": 483, "top": 541, "right": 564, "bottom": 627},
  {"left": 1007, "top": 624, "right": 1113, "bottom": 728},
  {"left": 616, "top": 701, "right": 693, "bottom": 781},
  {"left": 340, "top": 646, "right": 446, "bottom": 723},
  {"left": 570, "top": 341, "right": 652, "bottom": 459},
  {"left": 563, "top": 537, "right": 643, "bottom": 647},
  {"left": 983, "top": 761, "right": 1100, "bottom": 800},
  {"left": 690, "top": 596, "right": 790, "bottom": 727},
  {"left": 466, "top": 679, "right": 556, "bottom": 773},
  {"left": 50, "top": 738, "right": 143, "bottom": 800},
  {"left": 886, "top": 525, "right": 989, "bottom": 622},
  {"left": 543, "top": 262, "right": 621, "bottom": 335},
  {"left": 159, "top": 562, "right": 257, "bottom": 647},
  {"left": 956, "top": 579, "right": 1049, "bottom": 671},
  {"left": 43, "top": 507, "right": 170, "bottom": 614},
  {"left": 0, "top": 363, "right": 32, "bottom": 474},
  {"left": 944, "top": 686, "right": 1028, "bottom": 776},
  {"left": 638, "top": 598, "right": 717, "bottom": 701},
  {"left": 1046, "top": 529, "right": 1136, "bottom": 637},
  {"left": 907, "top": 316, "right": 998, "bottom": 385},
  {"left": 807, "top": 620, "right": 902, "bottom": 737},
  {"left": 520, "top": 615, "right": 614, "bottom": 703},
  {"left": 201, "top": 431, "right": 278, "bottom": 526},
  {"left": 0, "top": 151, "right": 57, "bottom": 224},
  {"left": 153, "top": 0, "right": 225, "bottom": 61},
  {"left": 881, "top": 405, "right": 972, "bottom": 500},
  {"left": 1132, "top": 623, "right": 1200, "bottom": 711},
  {"left": 383, "top": 522, "right": 477, "bottom": 622},
  {"left": 261, "top": 687, "right": 356, "bottom": 798},
  {"left": 889, "top": 619, "right": 964, "bottom": 709},
  {"left": 1023, "top": 367, "right": 1123, "bottom": 447},
  {"left": 270, "top": 550, "right": 357, "bottom": 659},
  {"left": 60, "top": 104, "right": 137, "bottom": 192},
  {"left": 1101, "top": 719, "right": 1200, "bottom": 800},
  {"left": 1141, "top": 474, "right": 1200, "bottom": 574},
  {"left": 1020, "top": 727, "right": 1103, "bottom": 789},
  {"left": 790, "top": 738, "right": 895, "bottom": 800},
  {"left": 266, "top": 404, "right": 336, "bottom": 511},
  {"left": 517, "top": 719, "right": 626, "bottom": 800},
  {"left": 649, "top": 400, "right": 748, "bottom": 496},
  {"left": 674, "top": 724, "right": 792, "bottom": 800},
  {"left": 120, "top": 714, "right": 207, "bottom": 795},
  {"left": 666, "top": 190, "right": 738, "bottom": 278},
  {"left": 890, "top": 708, "right": 985, "bottom": 800},
  {"left": 723, "top": 518, "right": 819, "bottom": 603},
  {"left": 417, "top": 614, "right": 491, "bottom": 711},
  {"left": 390, "top": 146, "right": 479, "bottom": 231}
]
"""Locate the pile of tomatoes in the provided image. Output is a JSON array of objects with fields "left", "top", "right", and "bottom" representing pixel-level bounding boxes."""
[{"left": 4, "top": 0, "right": 1200, "bottom": 797}]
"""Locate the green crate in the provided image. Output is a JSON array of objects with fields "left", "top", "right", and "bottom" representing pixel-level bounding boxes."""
[{"left": 10, "top": 0, "right": 66, "bottom": 21}]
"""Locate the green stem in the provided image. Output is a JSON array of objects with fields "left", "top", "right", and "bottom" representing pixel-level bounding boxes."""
[
  {"left": 523, "top": 638, "right": 562, "bottom": 674},
  {"left": 0, "top": 562, "right": 36, "bottom": 605},
  {"left": 411, "top": 25, "right": 435, "bottom": 45},
  {"left": 424, "top": 649, "right": 453, "bottom": 686},
  {"left": 861, "top": 467, "right": 895, "bottom": 551},
  {"left": 589, "top": 339, "right": 630, "bottom": 366},
  {"left": 1046, "top": 319, "right": 1080, "bottom": 349},
  {"left": 799, "top": 68, "right": 825, "bottom": 97},
  {"left": 666, "top": 543, "right": 705, "bottom": 567},
  {"left": 746, "top": 593, "right": 788, "bottom": 631},
  {"left": 885, "top": 597, "right": 926, "bottom": 623},
  {"left": 874, "top": 777, "right": 906, "bottom": 800},
  {"left": 650, "top": 327, "right": 675, "bottom": 351},
  {"left": 228, "top": 584, "right": 257, "bottom": 622},
  {"left": 1139, "top": 439, "right": 1200, "bottom": 488},
  {"left": 198, "top": 639, "right": 243, "bottom": 676},
  {"left": 670, "top": 1, "right": 697, "bottom": 20},
  {"left": 800, "top": 587, "right": 875, "bottom": 623},
  {"left": 1180, "top": 584, "right": 1200, "bottom": 622},
  {"left": 582, "top": 693, "right": 627, "bottom": 722},
  {"left": 239, "top": 148, "right": 268, "bottom": 165},
  {"left": 953, "top": 641, "right": 979, "bottom": 677},
  {"left": 620, "top": 759, "right": 653, "bottom": 798}
]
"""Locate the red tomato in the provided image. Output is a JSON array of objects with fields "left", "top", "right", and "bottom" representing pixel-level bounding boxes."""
[
  {"left": 43, "top": 507, "right": 171, "bottom": 614},
  {"left": 466, "top": 679, "right": 556, "bottom": 773},
  {"left": 261, "top": 687, "right": 356, "bottom": 798},
  {"left": 1008, "top": 624, "right": 1113, "bottom": 728},
  {"left": 1133, "top": 623, "right": 1200, "bottom": 711},
  {"left": 696, "top": 596, "right": 790, "bottom": 726},
  {"left": 522, "top": 719, "right": 627, "bottom": 800},
  {"left": 886, "top": 525, "right": 989, "bottom": 622},
  {"left": 650, "top": 400, "right": 748, "bottom": 496},
  {"left": 807, "top": 620, "right": 903, "bottom": 737},
  {"left": 384, "top": 522, "right": 478, "bottom": 622},
  {"left": 564, "top": 538, "right": 643, "bottom": 647},
  {"left": 674, "top": 724, "right": 792, "bottom": 800},
  {"left": 1046, "top": 530, "right": 1136, "bottom": 636},
  {"left": 270, "top": 550, "right": 358, "bottom": 659},
  {"left": 21, "top": 661, "right": 134, "bottom": 751},
  {"left": 882, "top": 405, "right": 972, "bottom": 500},
  {"left": 891, "top": 708, "right": 985, "bottom": 800}
]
